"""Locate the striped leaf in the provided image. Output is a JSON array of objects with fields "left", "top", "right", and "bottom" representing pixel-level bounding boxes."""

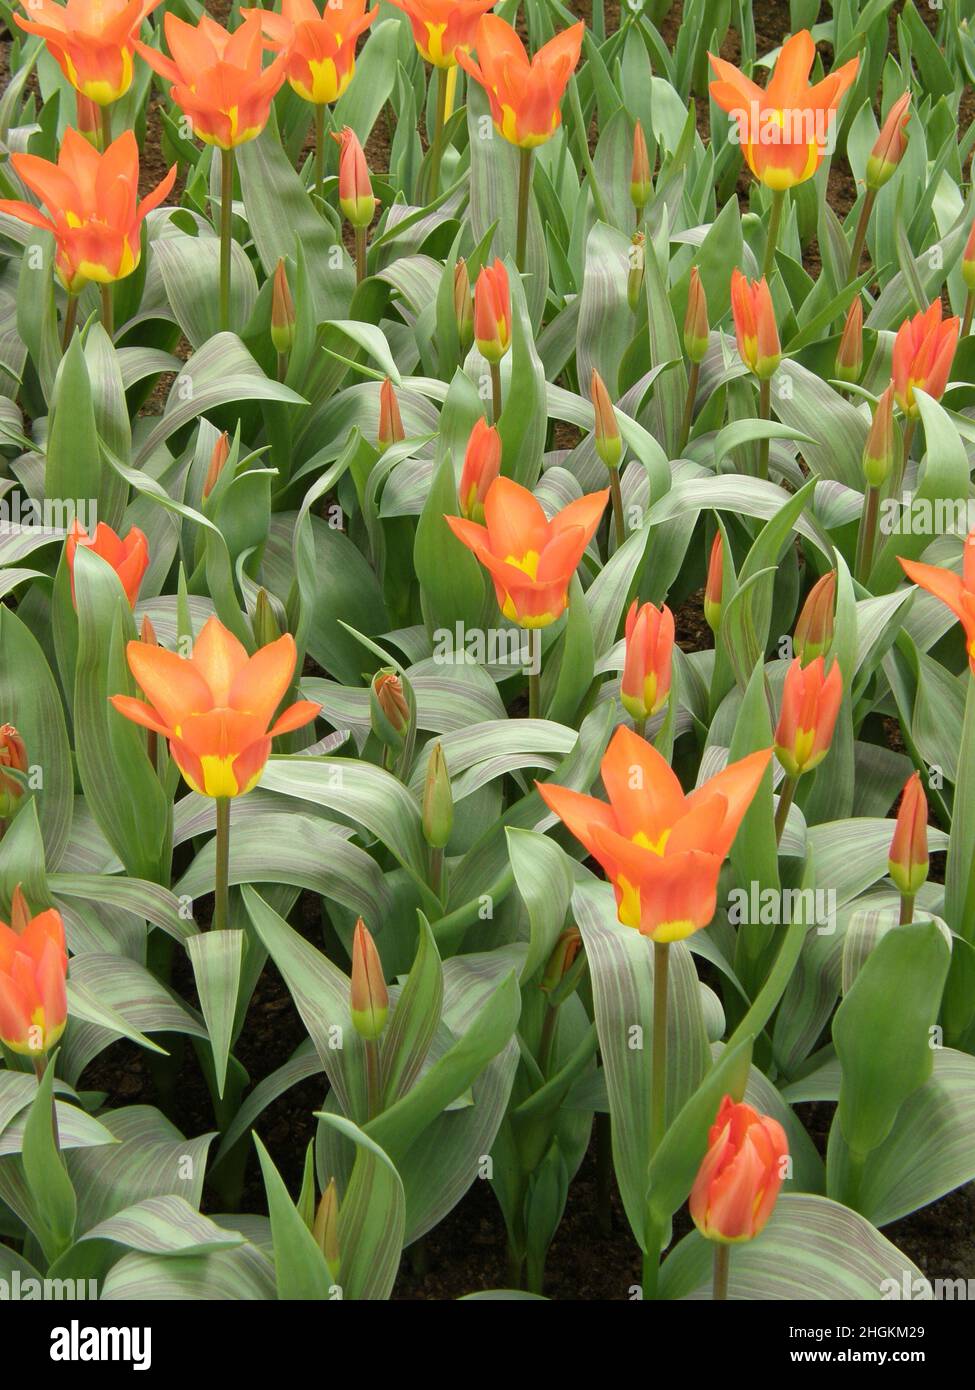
[
  {"left": 318, "top": 1113, "right": 406, "bottom": 1301},
  {"left": 100, "top": 1244, "right": 276, "bottom": 1300},
  {"left": 79, "top": 1196, "right": 246, "bottom": 1257},
  {"left": 187, "top": 930, "right": 245, "bottom": 1101}
]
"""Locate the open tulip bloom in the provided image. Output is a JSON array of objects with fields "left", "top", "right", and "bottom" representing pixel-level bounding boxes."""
[
  {"left": 14, "top": 0, "right": 163, "bottom": 109},
  {"left": 0, "top": 893, "right": 68, "bottom": 1060}
]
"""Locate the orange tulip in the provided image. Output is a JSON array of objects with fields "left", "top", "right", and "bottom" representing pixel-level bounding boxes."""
[
  {"left": 0, "top": 129, "right": 175, "bottom": 294},
  {"left": 474, "top": 259, "right": 511, "bottom": 363},
  {"left": 774, "top": 655, "right": 843, "bottom": 778},
  {"left": 0, "top": 887, "right": 68, "bottom": 1058},
  {"left": 445, "top": 477, "right": 607, "bottom": 629},
  {"left": 793, "top": 570, "right": 836, "bottom": 665},
  {"left": 378, "top": 377, "right": 405, "bottom": 451},
  {"left": 66, "top": 519, "right": 149, "bottom": 609},
  {"left": 14, "top": 0, "right": 163, "bottom": 106},
  {"left": 0, "top": 726, "right": 28, "bottom": 821},
  {"left": 708, "top": 29, "right": 859, "bottom": 191},
  {"left": 866, "top": 92, "right": 910, "bottom": 191},
  {"left": 900, "top": 527, "right": 975, "bottom": 674},
  {"left": 704, "top": 531, "right": 724, "bottom": 632},
  {"left": 110, "top": 617, "right": 321, "bottom": 798},
  {"left": 730, "top": 269, "right": 781, "bottom": 379},
  {"left": 621, "top": 600, "right": 674, "bottom": 723},
  {"left": 684, "top": 266, "right": 709, "bottom": 364},
  {"left": 387, "top": 0, "right": 495, "bottom": 68},
  {"left": 835, "top": 297, "right": 863, "bottom": 383},
  {"left": 891, "top": 301, "right": 959, "bottom": 419},
  {"left": 136, "top": 12, "right": 286, "bottom": 149},
  {"left": 457, "top": 15, "right": 584, "bottom": 149},
  {"left": 333, "top": 126, "right": 375, "bottom": 228},
  {"left": 889, "top": 772, "right": 928, "bottom": 898},
  {"left": 537, "top": 728, "right": 771, "bottom": 942},
  {"left": 242, "top": 0, "right": 375, "bottom": 105},
  {"left": 689, "top": 1095, "right": 789, "bottom": 1243},
  {"left": 458, "top": 418, "right": 501, "bottom": 523},
  {"left": 350, "top": 918, "right": 388, "bottom": 1040}
]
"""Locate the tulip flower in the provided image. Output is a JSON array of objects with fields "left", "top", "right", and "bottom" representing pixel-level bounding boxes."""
[
  {"left": 0, "top": 129, "right": 175, "bottom": 297},
  {"left": 14, "top": 0, "right": 163, "bottom": 108},
  {"left": 630, "top": 120, "right": 652, "bottom": 218},
  {"left": 774, "top": 655, "right": 843, "bottom": 779},
  {"left": 730, "top": 269, "right": 781, "bottom": 381},
  {"left": 66, "top": 519, "right": 149, "bottom": 609},
  {"left": 591, "top": 370, "right": 622, "bottom": 474},
  {"left": 793, "top": 570, "right": 836, "bottom": 665},
  {"left": 350, "top": 918, "right": 388, "bottom": 1042},
  {"left": 458, "top": 418, "right": 501, "bottom": 523},
  {"left": 689, "top": 1095, "right": 789, "bottom": 1246},
  {"left": 333, "top": 126, "right": 374, "bottom": 283},
  {"left": 866, "top": 92, "right": 910, "bottom": 191},
  {"left": 475, "top": 259, "right": 512, "bottom": 419},
  {"left": 899, "top": 527, "right": 975, "bottom": 676},
  {"left": 683, "top": 267, "right": 709, "bottom": 365},
  {"left": 244, "top": 0, "right": 375, "bottom": 104},
  {"left": 621, "top": 600, "right": 675, "bottom": 730},
  {"left": 370, "top": 669, "right": 410, "bottom": 754},
  {"left": 835, "top": 297, "right": 863, "bottom": 384},
  {"left": 445, "top": 476, "right": 608, "bottom": 630},
  {"left": 704, "top": 531, "right": 724, "bottom": 633},
  {"left": 271, "top": 259, "right": 296, "bottom": 360},
  {"left": 202, "top": 432, "right": 231, "bottom": 501},
  {"left": 891, "top": 300, "right": 959, "bottom": 420},
  {"left": 708, "top": 30, "right": 858, "bottom": 193},
  {"left": 0, "top": 726, "right": 28, "bottom": 824},
  {"left": 537, "top": 727, "right": 771, "bottom": 943},
  {"left": 0, "top": 887, "right": 68, "bottom": 1059},
  {"left": 889, "top": 772, "right": 928, "bottom": 923},
  {"left": 110, "top": 616, "right": 321, "bottom": 799},
  {"left": 388, "top": 0, "right": 495, "bottom": 68},
  {"left": 453, "top": 258, "right": 474, "bottom": 349},
  {"left": 378, "top": 378, "right": 405, "bottom": 452}
]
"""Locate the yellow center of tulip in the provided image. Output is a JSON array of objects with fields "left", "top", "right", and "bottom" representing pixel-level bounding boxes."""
[
  {"left": 66, "top": 47, "right": 134, "bottom": 105},
  {"left": 498, "top": 102, "right": 559, "bottom": 149},
  {"left": 292, "top": 56, "right": 348, "bottom": 105},
  {"left": 633, "top": 827, "right": 671, "bottom": 855},
  {"left": 422, "top": 21, "right": 452, "bottom": 67}
]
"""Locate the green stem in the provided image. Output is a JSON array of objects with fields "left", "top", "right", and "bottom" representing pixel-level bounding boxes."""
[
  {"left": 314, "top": 103, "right": 326, "bottom": 204},
  {"left": 899, "top": 893, "right": 915, "bottom": 926},
  {"left": 963, "top": 291, "right": 974, "bottom": 340},
  {"left": 761, "top": 189, "right": 785, "bottom": 280},
  {"left": 678, "top": 360, "right": 700, "bottom": 455},
  {"left": 633, "top": 715, "right": 647, "bottom": 740},
  {"left": 774, "top": 774, "right": 798, "bottom": 844},
  {"left": 847, "top": 189, "right": 877, "bottom": 286},
  {"left": 429, "top": 845, "right": 444, "bottom": 901},
  {"left": 427, "top": 65, "right": 449, "bottom": 202},
  {"left": 219, "top": 147, "right": 234, "bottom": 333},
  {"left": 213, "top": 796, "right": 230, "bottom": 931},
  {"left": 100, "top": 283, "right": 113, "bottom": 340},
  {"left": 608, "top": 465, "right": 625, "bottom": 549},
  {"left": 757, "top": 376, "right": 772, "bottom": 480},
  {"left": 61, "top": 294, "right": 78, "bottom": 353},
  {"left": 650, "top": 941, "right": 669, "bottom": 1157},
  {"left": 855, "top": 483, "right": 881, "bottom": 586},
  {"left": 712, "top": 1243, "right": 730, "bottom": 1300},
  {"left": 528, "top": 670, "right": 540, "bottom": 720},
  {"left": 354, "top": 224, "right": 367, "bottom": 285},
  {"left": 364, "top": 1037, "right": 382, "bottom": 1120},
  {"left": 515, "top": 147, "right": 533, "bottom": 274},
  {"left": 490, "top": 360, "right": 503, "bottom": 422}
]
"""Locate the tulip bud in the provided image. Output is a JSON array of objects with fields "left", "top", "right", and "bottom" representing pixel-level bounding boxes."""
[
  {"left": 684, "top": 267, "right": 709, "bottom": 364},
  {"left": 963, "top": 221, "right": 975, "bottom": 294},
  {"left": 591, "top": 370, "right": 622, "bottom": 472},
  {"left": 774, "top": 656, "right": 843, "bottom": 778},
  {"left": 140, "top": 614, "right": 157, "bottom": 647},
  {"left": 75, "top": 94, "right": 100, "bottom": 144},
  {"left": 422, "top": 741, "right": 453, "bottom": 849},
  {"left": 378, "top": 378, "right": 405, "bottom": 452},
  {"left": 704, "top": 532, "right": 724, "bottom": 633},
  {"left": 10, "top": 883, "right": 31, "bottom": 936},
  {"left": 888, "top": 771, "right": 929, "bottom": 899},
  {"left": 271, "top": 258, "right": 296, "bottom": 356},
  {"left": 793, "top": 570, "right": 836, "bottom": 665},
  {"left": 459, "top": 418, "right": 501, "bottom": 523},
  {"left": 313, "top": 1178, "right": 340, "bottom": 1270},
  {"left": 863, "top": 383, "right": 896, "bottom": 489},
  {"left": 621, "top": 600, "right": 674, "bottom": 722},
  {"left": 689, "top": 1095, "right": 789, "bottom": 1243},
  {"left": 865, "top": 92, "right": 910, "bottom": 191},
  {"left": 370, "top": 668, "right": 410, "bottom": 752},
  {"left": 627, "top": 233, "right": 645, "bottom": 312},
  {"left": 834, "top": 298, "right": 863, "bottom": 384},
  {"left": 453, "top": 258, "right": 474, "bottom": 349},
  {"left": 252, "top": 587, "right": 282, "bottom": 648},
  {"left": 539, "top": 926, "right": 582, "bottom": 994},
  {"left": 0, "top": 725, "right": 28, "bottom": 820},
  {"left": 333, "top": 126, "right": 374, "bottom": 229},
  {"left": 630, "top": 120, "right": 652, "bottom": 214},
  {"left": 203, "top": 431, "right": 231, "bottom": 500},
  {"left": 350, "top": 918, "right": 388, "bottom": 1041},
  {"left": 474, "top": 260, "right": 511, "bottom": 364}
]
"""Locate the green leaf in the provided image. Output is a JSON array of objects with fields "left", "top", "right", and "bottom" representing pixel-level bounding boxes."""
[
  {"left": 316, "top": 1113, "right": 406, "bottom": 1300},
  {"left": 187, "top": 930, "right": 244, "bottom": 1101},
  {"left": 254, "top": 1133, "right": 334, "bottom": 1299},
  {"left": 22, "top": 1057, "right": 77, "bottom": 1263}
]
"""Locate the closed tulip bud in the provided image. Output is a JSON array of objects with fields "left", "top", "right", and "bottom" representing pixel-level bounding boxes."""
[
  {"left": 630, "top": 120, "right": 652, "bottom": 213},
  {"left": 690, "top": 1095, "right": 789, "bottom": 1243},
  {"left": 888, "top": 771, "right": 928, "bottom": 898},
  {"left": 454, "top": 258, "right": 474, "bottom": 349},
  {"left": 75, "top": 93, "right": 100, "bottom": 143},
  {"left": 203, "top": 431, "right": 231, "bottom": 500},
  {"left": 333, "top": 126, "right": 374, "bottom": 229},
  {"left": 627, "top": 233, "right": 645, "bottom": 312},
  {"left": 731, "top": 269, "right": 781, "bottom": 380},
  {"left": 863, "top": 383, "right": 896, "bottom": 488},
  {"left": 474, "top": 259, "right": 511, "bottom": 364},
  {"left": 835, "top": 298, "right": 863, "bottom": 383},
  {"left": 350, "top": 918, "right": 388, "bottom": 1041},
  {"left": 459, "top": 418, "right": 501, "bottom": 522},
  {"left": 422, "top": 741, "right": 453, "bottom": 848},
  {"left": 370, "top": 669, "right": 410, "bottom": 751},
  {"left": 621, "top": 600, "right": 674, "bottom": 722},
  {"left": 252, "top": 587, "right": 282, "bottom": 648},
  {"left": 704, "top": 532, "right": 724, "bottom": 633},
  {"left": 684, "top": 267, "right": 709, "bottom": 364},
  {"left": 591, "top": 370, "right": 622, "bottom": 472},
  {"left": 270, "top": 258, "right": 295, "bottom": 355},
  {"left": 865, "top": 92, "right": 910, "bottom": 191},
  {"left": 539, "top": 926, "right": 582, "bottom": 994},
  {"left": 774, "top": 656, "right": 843, "bottom": 778},
  {"left": 313, "top": 1178, "right": 340, "bottom": 1270},
  {"left": 0, "top": 725, "right": 28, "bottom": 820},
  {"left": 140, "top": 615, "right": 157, "bottom": 647},
  {"left": 378, "top": 378, "right": 405, "bottom": 452},
  {"left": 793, "top": 570, "right": 836, "bottom": 665},
  {"left": 963, "top": 221, "right": 975, "bottom": 293}
]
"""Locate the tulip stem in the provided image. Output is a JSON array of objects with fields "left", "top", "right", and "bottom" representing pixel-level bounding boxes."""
[
  {"left": 100, "top": 284, "right": 113, "bottom": 340},
  {"left": 608, "top": 465, "right": 626, "bottom": 549},
  {"left": 219, "top": 147, "right": 234, "bottom": 333},
  {"left": 650, "top": 941, "right": 669, "bottom": 1156},
  {"left": 712, "top": 1243, "right": 730, "bottom": 1300},
  {"left": 61, "top": 294, "right": 78, "bottom": 353},
  {"left": 354, "top": 225, "right": 367, "bottom": 286},
  {"left": 677, "top": 360, "right": 700, "bottom": 455},
  {"left": 855, "top": 483, "right": 881, "bottom": 586},
  {"left": 761, "top": 189, "right": 785, "bottom": 280},
  {"left": 213, "top": 796, "right": 231, "bottom": 932},
  {"left": 33, "top": 1053, "right": 61, "bottom": 1154},
  {"left": 899, "top": 893, "right": 915, "bottom": 927},
  {"left": 774, "top": 775, "right": 798, "bottom": 843},
  {"left": 100, "top": 101, "right": 112, "bottom": 152},
  {"left": 427, "top": 65, "right": 449, "bottom": 203},
  {"left": 528, "top": 671, "right": 540, "bottom": 720},
  {"left": 515, "top": 147, "right": 533, "bottom": 274},
  {"left": 364, "top": 1037, "right": 382, "bottom": 1120},
  {"left": 314, "top": 103, "right": 326, "bottom": 205},
  {"left": 757, "top": 377, "right": 772, "bottom": 480},
  {"left": 633, "top": 715, "right": 647, "bottom": 740},
  {"left": 429, "top": 845, "right": 445, "bottom": 901},
  {"left": 847, "top": 189, "right": 876, "bottom": 286},
  {"left": 963, "top": 291, "right": 974, "bottom": 340},
  {"left": 490, "top": 361, "right": 503, "bottom": 422}
]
